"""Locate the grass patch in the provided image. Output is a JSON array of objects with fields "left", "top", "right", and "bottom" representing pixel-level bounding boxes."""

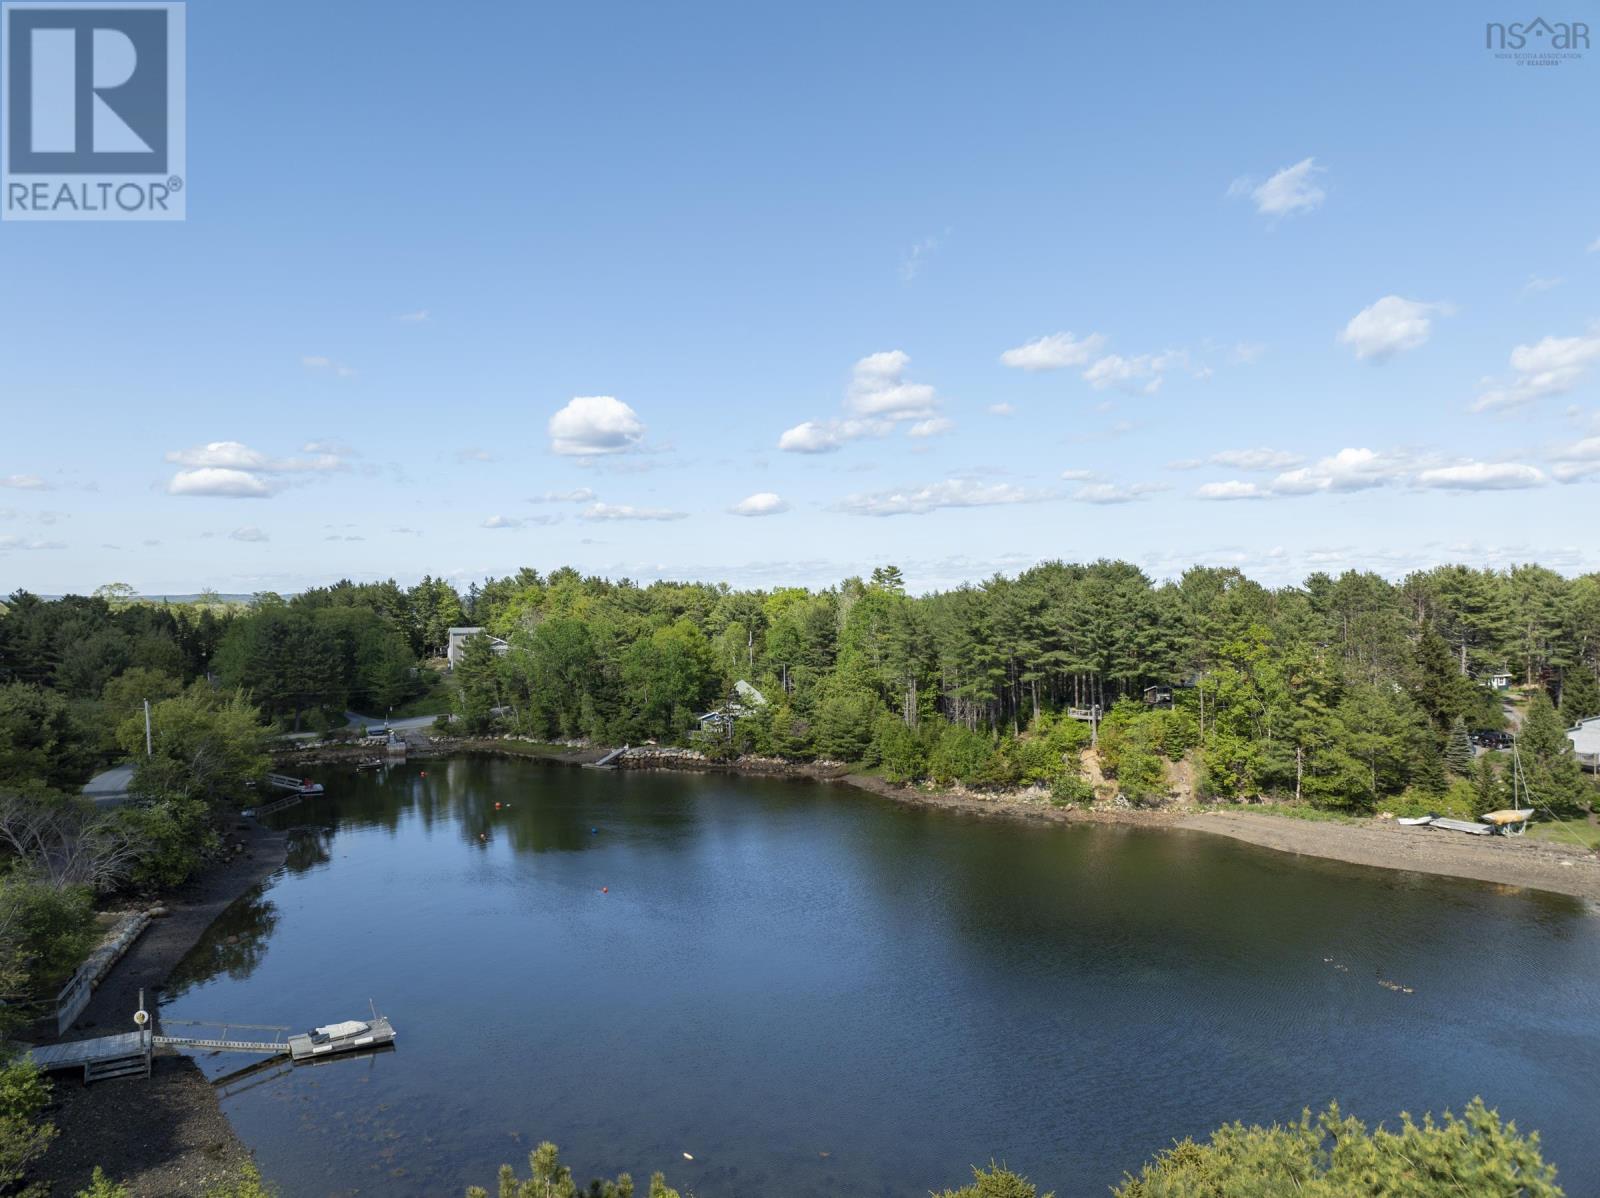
[
  {"left": 1233, "top": 803, "right": 1365, "bottom": 825},
  {"left": 388, "top": 674, "right": 456, "bottom": 719},
  {"left": 1524, "top": 816, "right": 1600, "bottom": 852}
]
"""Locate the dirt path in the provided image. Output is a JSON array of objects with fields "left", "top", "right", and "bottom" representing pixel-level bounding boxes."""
[{"left": 30, "top": 820, "right": 290, "bottom": 1198}]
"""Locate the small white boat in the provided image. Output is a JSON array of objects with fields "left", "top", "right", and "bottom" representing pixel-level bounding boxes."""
[
  {"left": 1396, "top": 815, "right": 1436, "bottom": 826},
  {"left": 287, "top": 1013, "right": 396, "bottom": 1061}
]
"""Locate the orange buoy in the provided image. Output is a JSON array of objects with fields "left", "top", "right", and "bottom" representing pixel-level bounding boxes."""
[
  {"left": 601, "top": 886, "right": 609, "bottom": 893},
  {"left": 420, "top": 771, "right": 427, "bottom": 777}
]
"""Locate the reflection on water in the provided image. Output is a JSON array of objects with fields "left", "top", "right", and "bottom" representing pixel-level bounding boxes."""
[{"left": 164, "top": 758, "right": 1600, "bottom": 1198}]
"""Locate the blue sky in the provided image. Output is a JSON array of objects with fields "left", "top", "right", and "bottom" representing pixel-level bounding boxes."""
[{"left": 3, "top": 0, "right": 1599, "bottom": 596}]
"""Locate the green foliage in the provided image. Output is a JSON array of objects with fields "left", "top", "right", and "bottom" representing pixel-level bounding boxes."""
[
  {"left": 0, "top": 874, "right": 97, "bottom": 995},
  {"left": 468, "top": 1141, "right": 634, "bottom": 1198},
  {"left": 1377, "top": 783, "right": 1476, "bottom": 821},
  {"left": 0, "top": 682, "right": 94, "bottom": 790},
  {"left": 1048, "top": 774, "right": 1096, "bottom": 807},
  {"left": 117, "top": 686, "right": 268, "bottom": 809},
  {"left": 0, "top": 1055, "right": 55, "bottom": 1191},
  {"left": 113, "top": 797, "right": 217, "bottom": 889},
  {"left": 873, "top": 714, "right": 929, "bottom": 783},
  {"left": 74, "top": 1167, "right": 130, "bottom": 1198},
  {"left": 1444, "top": 716, "right": 1475, "bottom": 777},
  {"left": 1561, "top": 665, "right": 1600, "bottom": 723},
  {"left": 1519, "top": 693, "right": 1591, "bottom": 815},
  {"left": 813, "top": 686, "right": 880, "bottom": 761},
  {"left": 1112, "top": 1097, "right": 1562, "bottom": 1197},
  {"left": 934, "top": 1163, "right": 1052, "bottom": 1198},
  {"left": 927, "top": 724, "right": 997, "bottom": 786}
]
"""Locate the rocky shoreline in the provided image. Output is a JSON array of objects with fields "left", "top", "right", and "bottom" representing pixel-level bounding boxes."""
[
  {"left": 277, "top": 736, "right": 1600, "bottom": 901},
  {"left": 30, "top": 820, "right": 289, "bottom": 1198}
]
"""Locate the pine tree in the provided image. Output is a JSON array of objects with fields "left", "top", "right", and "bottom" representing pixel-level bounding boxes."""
[
  {"left": 1472, "top": 754, "right": 1502, "bottom": 817},
  {"left": 1561, "top": 664, "right": 1600, "bottom": 723},
  {"left": 1444, "top": 715, "right": 1475, "bottom": 776},
  {"left": 1518, "top": 692, "right": 1589, "bottom": 815}
]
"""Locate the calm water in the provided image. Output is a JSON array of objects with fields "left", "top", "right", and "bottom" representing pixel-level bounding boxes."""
[{"left": 164, "top": 759, "right": 1600, "bottom": 1197}]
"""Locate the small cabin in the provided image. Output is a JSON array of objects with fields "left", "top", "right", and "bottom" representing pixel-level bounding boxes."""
[
  {"left": 697, "top": 681, "right": 768, "bottom": 735},
  {"left": 1569, "top": 715, "right": 1600, "bottom": 771},
  {"left": 1486, "top": 671, "right": 1514, "bottom": 691},
  {"left": 1142, "top": 686, "right": 1174, "bottom": 708},
  {"left": 446, "top": 626, "right": 509, "bottom": 669}
]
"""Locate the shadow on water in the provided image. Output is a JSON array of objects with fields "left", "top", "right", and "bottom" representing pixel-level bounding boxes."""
[{"left": 164, "top": 758, "right": 1600, "bottom": 1198}]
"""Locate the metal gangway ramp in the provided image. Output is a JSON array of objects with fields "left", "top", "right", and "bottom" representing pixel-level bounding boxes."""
[{"left": 154, "top": 1018, "right": 291, "bottom": 1057}]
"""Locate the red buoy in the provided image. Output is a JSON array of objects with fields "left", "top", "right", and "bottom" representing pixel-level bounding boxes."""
[{"left": 601, "top": 886, "right": 609, "bottom": 893}]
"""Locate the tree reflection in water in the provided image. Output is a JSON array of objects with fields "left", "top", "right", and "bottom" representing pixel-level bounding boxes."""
[{"left": 163, "top": 881, "right": 281, "bottom": 999}]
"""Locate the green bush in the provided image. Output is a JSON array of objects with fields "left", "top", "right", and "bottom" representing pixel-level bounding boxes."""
[
  {"left": 1049, "top": 775, "right": 1096, "bottom": 807},
  {"left": 927, "top": 724, "right": 997, "bottom": 786},
  {"left": 0, "top": 1055, "right": 55, "bottom": 1191},
  {"left": 1379, "top": 782, "right": 1476, "bottom": 821},
  {"left": 75, "top": 1167, "right": 129, "bottom": 1198},
  {"left": 873, "top": 715, "right": 929, "bottom": 783},
  {"left": 1113, "top": 1097, "right": 1561, "bottom": 1197}
]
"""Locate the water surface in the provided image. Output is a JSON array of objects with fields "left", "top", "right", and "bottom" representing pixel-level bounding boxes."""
[{"left": 166, "top": 758, "right": 1600, "bottom": 1197}]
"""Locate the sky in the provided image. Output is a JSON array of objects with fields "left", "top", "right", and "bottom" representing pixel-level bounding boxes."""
[{"left": 3, "top": 0, "right": 1599, "bottom": 597}]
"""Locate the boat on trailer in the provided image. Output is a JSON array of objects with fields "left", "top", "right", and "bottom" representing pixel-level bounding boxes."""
[{"left": 287, "top": 1012, "right": 396, "bottom": 1061}]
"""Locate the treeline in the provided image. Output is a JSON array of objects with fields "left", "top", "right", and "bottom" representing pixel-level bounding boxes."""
[{"left": 446, "top": 561, "right": 1599, "bottom": 815}]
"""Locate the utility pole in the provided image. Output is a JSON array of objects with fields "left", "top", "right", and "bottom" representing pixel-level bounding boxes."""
[{"left": 144, "top": 699, "right": 153, "bottom": 758}]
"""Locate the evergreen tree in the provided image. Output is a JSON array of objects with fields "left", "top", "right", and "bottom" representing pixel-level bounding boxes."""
[
  {"left": 1518, "top": 692, "right": 1590, "bottom": 815},
  {"left": 1560, "top": 664, "right": 1600, "bottom": 723},
  {"left": 1444, "top": 715, "right": 1475, "bottom": 776}
]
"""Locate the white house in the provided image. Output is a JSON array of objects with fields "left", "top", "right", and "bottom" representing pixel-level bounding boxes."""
[
  {"left": 1487, "top": 671, "right": 1514, "bottom": 691},
  {"left": 446, "top": 626, "right": 509, "bottom": 669},
  {"left": 1568, "top": 715, "right": 1600, "bottom": 771}
]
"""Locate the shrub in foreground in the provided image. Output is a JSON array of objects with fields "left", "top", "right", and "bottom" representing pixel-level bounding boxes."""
[{"left": 1113, "top": 1097, "right": 1561, "bottom": 1197}]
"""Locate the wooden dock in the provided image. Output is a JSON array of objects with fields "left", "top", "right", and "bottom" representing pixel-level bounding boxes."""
[{"left": 28, "top": 1032, "right": 151, "bottom": 1083}]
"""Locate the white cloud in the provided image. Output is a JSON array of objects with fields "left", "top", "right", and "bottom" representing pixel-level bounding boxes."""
[
  {"left": 1071, "top": 482, "right": 1164, "bottom": 505},
  {"left": 907, "top": 417, "right": 954, "bottom": 439},
  {"left": 1414, "top": 462, "right": 1547, "bottom": 491},
  {"left": 779, "top": 351, "right": 942, "bottom": 452},
  {"left": 1195, "top": 480, "right": 1267, "bottom": 501},
  {"left": 1208, "top": 448, "right": 1303, "bottom": 471},
  {"left": 1473, "top": 330, "right": 1600, "bottom": 412},
  {"left": 397, "top": 309, "right": 430, "bottom": 323},
  {"left": 302, "top": 355, "right": 357, "bottom": 378},
  {"left": 530, "top": 488, "right": 597, "bottom": 503},
  {"left": 1082, "top": 350, "right": 1187, "bottom": 395},
  {"left": 229, "top": 526, "right": 269, "bottom": 542},
  {"left": 1231, "top": 342, "right": 1266, "bottom": 364},
  {"left": 483, "top": 515, "right": 524, "bottom": 529},
  {"left": 1269, "top": 447, "right": 1410, "bottom": 495},
  {"left": 578, "top": 502, "right": 687, "bottom": 522},
  {"left": 0, "top": 475, "right": 48, "bottom": 490},
  {"left": 999, "top": 332, "right": 1108, "bottom": 371},
  {"left": 1588, "top": 237, "right": 1600, "bottom": 253},
  {"left": 1059, "top": 469, "right": 1101, "bottom": 481},
  {"left": 987, "top": 403, "right": 1015, "bottom": 416},
  {"left": 846, "top": 351, "right": 939, "bottom": 420},
  {"left": 730, "top": 492, "right": 789, "bottom": 517},
  {"left": 1338, "top": 296, "right": 1448, "bottom": 360},
  {"left": 1230, "top": 157, "right": 1325, "bottom": 217},
  {"left": 0, "top": 535, "right": 65, "bottom": 551},
  {"left": 1522, "top": 275, "right": 1563, "bottom": 296},
  {"left": 456, "top": 448, "right": 495, "bottom": 463},
  {"left": 835, "top": 478, "right": 1054, "bottom": 517},
  {"left": 167, "top": 468, "right": 275, "bottom": 498},
  {"left": 549, "top": 396, "right": 647, "bottom": 456}
]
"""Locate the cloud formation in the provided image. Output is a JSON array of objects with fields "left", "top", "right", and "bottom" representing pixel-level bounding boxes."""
[
  {"left": 1472, "top": 330, "right": 1600, "bottom": 412},
  {"left": 1339, "top": 296, "right": 1449, "bottom": 360},
  {"left": 0, "top": 475, "right": 49, "bottom": 490},
  {"left": 1229, "top": 157, "right": 1326, "bottom": 217},
  {"left": 164, "top": 441, "right": 349, "bottom": 498},
  {"left": 834, "top": 478, "right": 1054, "bottom": 517},
  {"left": 730, "top": 492, "right": 789, "bottom": 517},
  {"left": 778, "top": 351, "right": 944, "bottom": 452},
  {"left": 229, "top": 526, "right": 269, "bottom": 542},
  {"left": 549, "top": 396, "right": 647, "bottom": 456},
  {"left": 998, "top": 332, "right": 1107, "bottom": 371},
  {"left": 578, "top": 502, "right": 687, "bottom": 522}
]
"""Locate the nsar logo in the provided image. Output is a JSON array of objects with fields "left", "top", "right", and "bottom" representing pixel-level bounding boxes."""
[
  {"left": 1485, "top": 16, "right": 1589, "bottom": 66},
  {"left": 2, "top": 2, "right": 185, "bottom": 221}
]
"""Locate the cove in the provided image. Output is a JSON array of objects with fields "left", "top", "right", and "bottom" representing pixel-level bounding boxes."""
[{"left": 164, "top": 757, "right": 1600, "bottom": 1198}]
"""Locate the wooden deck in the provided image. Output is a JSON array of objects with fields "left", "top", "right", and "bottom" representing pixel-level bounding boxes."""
[{"left": 28, "top": 1031, "right": 151, "bottom": 1082}]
